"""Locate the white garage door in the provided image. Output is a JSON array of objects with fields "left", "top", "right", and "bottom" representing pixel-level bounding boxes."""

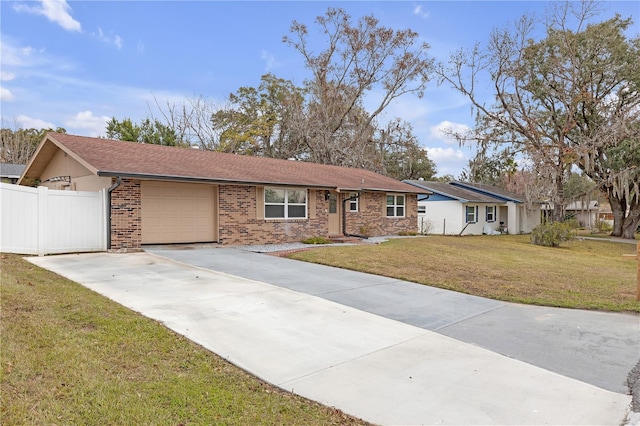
[{"left": 141, "top": 181, "right": 217, "bottom": 244}]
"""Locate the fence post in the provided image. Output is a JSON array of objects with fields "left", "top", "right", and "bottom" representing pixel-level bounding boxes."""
[
  {"left": 623, "top": 241, "right": 640, "bottom": 301},
  {"left": 37, "top": 186, "right": 48, "bottom": 256},
  {"left": 101, "top": 188, "right": 108, "bottom": 251}
]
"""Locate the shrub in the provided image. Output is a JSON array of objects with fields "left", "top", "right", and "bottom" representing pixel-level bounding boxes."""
[
  {"left": 531, "top": 222, "right": 574, "bottom": 247},
  {"left": 301, "top": 236, "right": 332, "bottom": 245},
  {"left": 595, "top": 220, "right": 613, "bottom": 234},
  {"left": 418, "top": 219, "right": 434, "bottom": 235}
]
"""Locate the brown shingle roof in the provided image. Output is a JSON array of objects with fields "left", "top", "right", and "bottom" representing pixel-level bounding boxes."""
[{"left": 31, "top": 133, "right": 425, "bottom": 193}]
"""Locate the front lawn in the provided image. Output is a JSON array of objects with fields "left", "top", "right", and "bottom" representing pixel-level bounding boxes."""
[
  {"left": 0, "top": 254, "right": 369, "bottom": 425},
  {"left": 287, "top": 235, "right": 640, "bottom": 313}
]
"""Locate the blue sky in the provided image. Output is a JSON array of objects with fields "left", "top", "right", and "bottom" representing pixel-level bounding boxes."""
[{"left": 1, "top": 1, "right": 638, "bottom": 177}]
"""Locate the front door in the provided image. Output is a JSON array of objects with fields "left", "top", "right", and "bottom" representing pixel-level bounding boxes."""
[{"left": 328, "top": 192, "right": 341, "bottom": 235}]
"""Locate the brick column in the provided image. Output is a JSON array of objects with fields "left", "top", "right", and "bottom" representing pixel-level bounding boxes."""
[{"left": 109, "top": 178, "right": 142, "bottom": 252}]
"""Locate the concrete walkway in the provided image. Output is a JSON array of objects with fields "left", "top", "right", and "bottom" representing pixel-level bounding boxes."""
[{"left": 29, "top": 251, "right": 635, "bottom": 425}]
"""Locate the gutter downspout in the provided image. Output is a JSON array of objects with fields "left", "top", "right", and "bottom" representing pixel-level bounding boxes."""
[
  {"left": 342, "top": 193, "right": 367, "bottom": 238},
  {"left": 106, "top": 177, "right": 122, "bottom": 250}
]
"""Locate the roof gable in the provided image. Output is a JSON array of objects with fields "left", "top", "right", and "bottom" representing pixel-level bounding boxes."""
[{"left": 21, "top": 133, "right": 427, "bottom": 194}]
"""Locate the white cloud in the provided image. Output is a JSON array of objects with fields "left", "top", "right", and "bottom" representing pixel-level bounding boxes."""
[
  {"left": 1, "top": 71, "right": 16, "bottom": 81},
  {"left": 16, "top": 114, "right": 56, "bottom": 129},
  {"left": 413, "top": 5, "right": 430, "bottom": 19},
  {"left": 425, "top": 146, "right": 470, "bottom": 177},
  {"left": 95, "top": 27, "right": 123, "bottom": 50},
  {"left": 14, "top": 0, "right": 81, "bottom": 32},
  {"left": 429, "top": 120, "right": 471, "bottom": 145},
  {"left": 426, "top": 146, "right": 467, "bottom": 163},
  {"left": 1, "top": 40, "right": 45, "bottom": 68},
  {"left": 261, "top": 50, "right": 281, "bottom": 71},
  {"left": 64, "top": 111, "right": 110, "bottom": 136},
  {"left": 1, "top": 87, "right": 16, "bottom": 102},
  {"left": 137, "top": 41, "right": 145, "bottom": 54}
]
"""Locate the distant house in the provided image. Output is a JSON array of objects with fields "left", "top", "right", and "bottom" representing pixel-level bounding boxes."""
[
  {"left": 0, "top": 163, "right": 26, "bottom": 184},
  {"left": 19, "top": 133, "right": 429, "bottom": 251},
  {"left": 542, "top": 200, "right": 600, "bottom": 228},
  {"left": 404, "top": 180, "right": 541, "bottom": 235}
]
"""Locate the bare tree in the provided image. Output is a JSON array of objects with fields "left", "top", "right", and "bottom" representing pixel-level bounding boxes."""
[
  {"left": 283, "top": 7, "right": 434, "bottom": 167},
  {"left": 437, "top": 0, "right": 639, "bottom": 237},
  {"left": 1, "top": 121, "right": 66, "bottom": 164},
  {"left": 151, "top": 96, "right": 229, "bottom": 150}
]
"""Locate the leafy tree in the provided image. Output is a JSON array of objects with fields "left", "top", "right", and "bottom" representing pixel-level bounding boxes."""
[
  {"left": 211, "top": 74, "right": 306, "bottom": 158},
  {"left": 0, "top": 125, "right": 66, "bottom": 164},
  {"left": 563, "top": 172, "right": 596, "bottom": 201},
  {"left": 380, "top": 119, "right": 436, "bottom": 180},
  {"left": 459, "top": 148, "right": 518, "bottom": 187},
  {"left": 106, "top": 117, "right": 187, "bottom": 147},
  {"left": 437, "top": 1, "right": 639, "bottom": 238},
  {"left": 432, "top": 174, "right": 455, "bottom": 183}
]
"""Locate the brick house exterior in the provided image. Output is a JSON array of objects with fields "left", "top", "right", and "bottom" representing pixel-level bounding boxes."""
[{"left": 21, "top": 134, "right": 429, "bottom": 251}]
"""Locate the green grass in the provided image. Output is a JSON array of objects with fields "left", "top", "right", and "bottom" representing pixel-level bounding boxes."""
[
  {"left": 288, "top": 235, "right": 640, "bottom": 313},
  {"left": 0, "top": 254, "right": 369, "bottom": 425}
]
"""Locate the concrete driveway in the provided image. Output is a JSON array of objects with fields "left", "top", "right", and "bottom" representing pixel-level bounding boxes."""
[{"left": 29, "top": 248, "right": 637, "bottom": 425}]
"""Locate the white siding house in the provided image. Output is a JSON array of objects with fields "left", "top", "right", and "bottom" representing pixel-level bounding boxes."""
[{"left": 405, "top": 180, "right": 541, "bottom": 236}]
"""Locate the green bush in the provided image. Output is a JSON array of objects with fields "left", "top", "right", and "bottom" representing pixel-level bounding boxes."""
[
  {"left": 595, "top": 220, "right": 613, "bottom": 234},
  {"left": 301, "top": 236, "right": 333, "bottom": 245},
  {"left": 531, "top": 222, "right": 575, "bottom": 247}
]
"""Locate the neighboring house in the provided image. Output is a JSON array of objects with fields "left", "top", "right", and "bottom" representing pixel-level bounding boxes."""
[
  {"left": 404, "top": 180, "right": 541, "bottom": 235},
  {"left": 542, "top": 200, "right": 600, "bottom": 228},
  {"left": 0, "top": 163, "right": 26, "bottom": 184},
  {"left": 19, "top": 133, "right": 429, "bottom": 251},
  {"left": 597, "top": 201, "right": 614, "bottom": 226}
]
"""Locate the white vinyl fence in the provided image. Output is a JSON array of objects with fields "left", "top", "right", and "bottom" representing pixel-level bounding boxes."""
[{"left": 1, "top": 183, "right": 107, "bottom": 255}]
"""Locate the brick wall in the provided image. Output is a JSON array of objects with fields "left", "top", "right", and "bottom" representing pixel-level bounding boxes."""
[
  {"left": 218, "top": 185, "right": 329, "bottom": 245},
  {"left": 109, "top": 178, "right": 142, "bottom": 252},
  {"left": 344, "top": 192, "right": 418, "bottom": 237},
  {"left": 107, "top": 180, "right": 418, "bottom": 249}
]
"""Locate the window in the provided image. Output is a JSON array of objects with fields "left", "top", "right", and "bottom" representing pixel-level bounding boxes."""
[
  {"left": 328, "top": 193, "right": 337, "bottom": 214},
  {"left": 465, "top": 205, "right": 478, "bottom": 223},
  {"left": 386, "top": 194, "right": 405, "bottom": 217},
  {"left": 265, "top": 188, "right": 307, "bottom": 219},
  {"left": 418, "top": 205, "right": 426, "bottom": 214},
  {"left": 486, "top": 206, "right": 495, "bottom": 222},
  {"left": 348, "top": 192, "right": 358, "bottom": 212}
]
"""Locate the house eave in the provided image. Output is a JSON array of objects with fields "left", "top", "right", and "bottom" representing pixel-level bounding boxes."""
[
  {"left": 97, "top": 171, "right": 423, "bottom": 194},
  {"left": 96, "top": 171, "right": 340, "bottom": 189}
]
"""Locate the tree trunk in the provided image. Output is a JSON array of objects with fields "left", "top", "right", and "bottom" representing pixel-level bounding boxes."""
[
  {"left": 620, "top": 212, "right": 640, "bottom": 239},
  {"left": 552, "top": 172, "right": 565, "bottom": 222},
  {"left": 608, "top": 191, "right": 639, "bottom": 239}
]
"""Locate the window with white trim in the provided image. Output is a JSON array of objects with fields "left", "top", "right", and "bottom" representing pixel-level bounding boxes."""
[
  {"left": 486, "top": 206, "right": 495, "bottom": 222},
  {"left": 386, "top": 194, "right": 405, "bottom": 217},
  {"left": 418, "top": 205, "right": 426, "bottom": 214},
  {"left": 265, "top": 188, "right": 307, "bottom": 219},
  {"left": 348, "top": 192, "right": 358, "bottom": 212},
  {"left": 465, "top": 205, "right": 478, "bottom": 223}
]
